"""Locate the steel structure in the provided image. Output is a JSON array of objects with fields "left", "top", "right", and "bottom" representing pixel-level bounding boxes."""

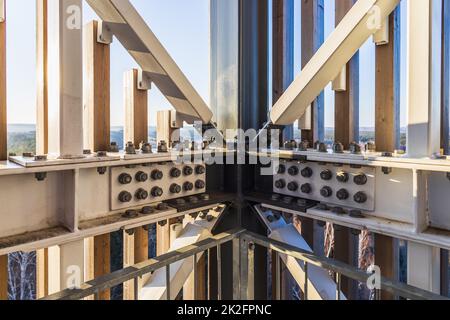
[{"left": 0, "top": 0, "right": 449, "bottom": 301}]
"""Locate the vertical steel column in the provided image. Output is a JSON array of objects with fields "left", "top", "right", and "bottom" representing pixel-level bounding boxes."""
[
  {"left": 210, "top": 0, "right": 239, "bottom": 132},
  {"left": 272, "top": 0, "right": 294, "bottom": 141},
  {"left": 239, "top": 0, "right": 269, "bottom": 131},
  {"left": 442, "top": 0, "right": 450, "bottom": 155},
  {"left": 232, "top": 237, "right": 241, "bottom": 299},
  {"left": 334, "top": 0, "right": 359, "bottom": 149},
  {"left": 47, "top": 0, "right": 84, "bottom": 158},
  {"left": 374, "top": 5, "right": 401, "bottom": 301},
  {"left": 0, "top": 0, "right": 7, "bottom": 301},
  {"left": 238, "top": 0, "right": 269, "bottom": 300},
  {"left": 300, "top": 0, "right": 325, "bottom": 144},
  {"left": 406, "top": 0, "right": 441, "bottom": 157}
]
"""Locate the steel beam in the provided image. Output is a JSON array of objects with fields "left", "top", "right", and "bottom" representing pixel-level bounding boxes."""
[
  {"left": 406, "top": 0, "right": 441, "bottom": 157},
  {"left": 85, "top": 0, "right": 212, "bottom": 124},
  {"left": 273, "top": 0, "right": 294, "bottom": 141},
  {"left": 0, "top": 0, "right": 6, "bottom": 161},
  {"left": 270, "top": 0, "right": 400, "bottom": 125},
  {"left": 47, "top": 0, "right": 84, "bottom": 158}
]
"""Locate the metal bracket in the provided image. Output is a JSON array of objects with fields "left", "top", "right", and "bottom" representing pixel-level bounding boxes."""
[
  {"left": 332, "top": 66, "right": 347, "bottom": 92},
  {"left": 137, "top": 69, "right": 152, "bottom": 91},
  {"left": 97, "top": 20, "right": 113, "bottom": 45},
  {"left": 373, "top": 17, "right": 389, "bottom": 45},
  {"left": 0, "top": 0, "right": 4, "bottom": 23}
]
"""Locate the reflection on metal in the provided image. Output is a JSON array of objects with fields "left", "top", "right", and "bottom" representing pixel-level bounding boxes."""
[
  {"left": 86, "top": 0, "right": 213, "bottom": 124},
  {"left": 210, "top": 0, "right": 239, "bottom": 131},
  {"left": 42, "top": 229, "right": 449, "bottom": 301}
]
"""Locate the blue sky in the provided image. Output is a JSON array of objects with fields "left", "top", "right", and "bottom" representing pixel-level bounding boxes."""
[{"left": 6, "top": 0, "right": 407, "bottom": 128}]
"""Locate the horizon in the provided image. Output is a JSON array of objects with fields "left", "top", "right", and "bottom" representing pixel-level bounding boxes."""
[{"left": 5, "top": 0, "right": 412, "bottom": 129}]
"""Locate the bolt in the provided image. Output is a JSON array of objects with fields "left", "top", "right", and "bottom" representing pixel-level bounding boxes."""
[
  {"left": 97, "top": 167, "right": 107, "bottom": 175},
  {"left": 35, "top": 172, "right": 47, "bottom": 182},
  {"left": 118, "top": 173, "right": 132, "bottom": 185},
  {"left": 158, "top": 220, "right": 168, "bottom": 227},
  {"left": 200, "top": 194, "right": 210, "bottom": 201},
  {"left": 34, "top": 155, "right": 47, "bottom": 161},
  {"left": 157, "top": 202, "right": 169, "bottom": 211},
  {"left": 125, "top": 229, "right": 135, "bottom": 236},
  {"left": 151, "top": 187, "right": 163, "bottom": 198},
  {"left": 97, "top": 151, "right": 108, "bottom": 157},
  {"left": 122, "top": 210, "right": 139, "bottom": 219},
  {"left": 135, "top": 171, "right": 148, "bottom": 182},
  {"left": 248, "top": 242, "right": 255, "bottom": 251},
  {"left": 195, "top": 180, "right": 206, "bottom": 190},
  {"left": 135, "top": 188, "right": 149, "bottom": 200},
  {"left": 349, "top": 210, "right": 364, "bottom": 218},
  {"left": 170, "top": 183, "right": 182, "bottom": 194},
  {"left": 188, "top": 196, "right": 199, "bottom": 204},
  {"left": 170, "top": 168, "right": 181, "bottom": 178},
  {"left": 141, "top": 206, "right": 155, "bottom": 215},
  {"left": 206, "top": 215, "right": 214, "bottom": 222},
  {"left": 354, "top": 173, "right": 368, "bottom": 186},
  {"left": 110, "top": 142, "right": 119, "bottom": 153},
  {"left": 301, "top": 167, "right": 313, "bottom": 178},
  {"left": 141, "top": 142, "right": 153, "bottom": 154},
  {"left": 151, "top": 170, "right": 163, "bottom": 181},
  {"left": 382, "top": 167, "right": 392, "bottom": 175},
  {"left": 195, "top": 165, "right": 206, "bottom": 175},
  {"left": 183, "top": 166, "right": 193, "bottom": 176},
  {"left": 118, "top": 191, "right": 132, "bottom": 203},
  {"left": 125, "top": 142, "right": 136, "bottom": 155}
]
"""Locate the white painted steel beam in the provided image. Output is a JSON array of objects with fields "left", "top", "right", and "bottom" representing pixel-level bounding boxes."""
[
  {"left": 139, "top": 209, "right": 223, "bottom": 300},
  {"left": 47, "top": 0, "right": 84, "bottom": 158},
  {"left": 47, "top": 240, "right": 85, "bottom": 294},
  {"left": 407, "top": 241, "right": 441, "bottom": 294},
  {"left": 406, "top": 0, "right": 441, "bottom": 157},
  {"left": 0, "top": 0, "right": 4, "bottom": 23},
  {"left": 270, "top": 0, "right": 400, "bottom": 125},
  {"left": 85, "top": 0, "right": 213, "bottom": 124},
  {"left": 255, "top": 206, "right": 346, "bottom": 300}
]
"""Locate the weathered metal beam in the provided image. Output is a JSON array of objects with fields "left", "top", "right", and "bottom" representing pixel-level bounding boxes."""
[
  {"left": 124, "top": 69, "right": 148, "bottom": 147},
  {"left": 84, "top": 20, "right": 111, "bottom": 152},
  {"left": 334, "top": 0, "right": 359, "bottom": 149},
  {"left": 374, "top": 6, "right": 401, "bottom": 301},
  {"left": 300, "top": 0, "right": 324, "bottom": 144},
  {"left": 94, "top": 234, "right": 111, "bottom": 300},
  {"left": 273, "top": 0, "right": 294, "bottom": 141},
  {"left": 375, "top": 7, "right": 400, "bottom": 152},
  {"left": 0, "top": 254, "right": 7, "bottom": 300}
]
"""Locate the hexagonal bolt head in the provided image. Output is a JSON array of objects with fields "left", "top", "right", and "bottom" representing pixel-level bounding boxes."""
[
  {"left": 97, "top": 167, "right": 107, "bottom": 175},
  {"left": 110, "top": 142, "right": 120, "bottom": 153},
  {"left": 35, "top": 172, "right": 47, "bottom": 182},
  {"left": 125, "top": 142, "right": 136, "bottom": 155}
]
